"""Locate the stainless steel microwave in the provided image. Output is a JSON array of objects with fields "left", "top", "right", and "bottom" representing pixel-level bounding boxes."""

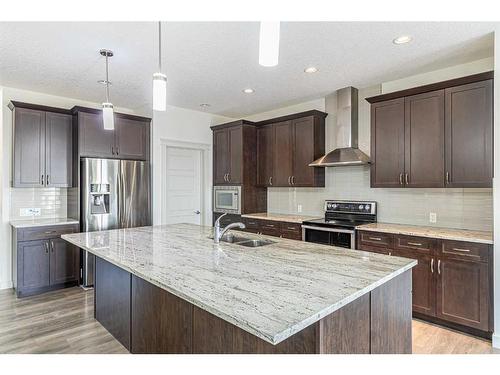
[{"left": 213, "top": 186, "right": 241, "bottom": 214}]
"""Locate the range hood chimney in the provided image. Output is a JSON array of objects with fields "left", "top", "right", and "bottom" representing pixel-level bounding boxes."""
[{"left": 309, "top": 86, "right": 370, "bottom": 167}]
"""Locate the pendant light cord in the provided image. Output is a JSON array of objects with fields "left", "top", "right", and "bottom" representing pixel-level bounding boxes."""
[
  {"left": 105, "top": 54, "right": 110, "bottom": 102},
  {"left": 158, "top": 21, "right": 162, "bottom": 72}
]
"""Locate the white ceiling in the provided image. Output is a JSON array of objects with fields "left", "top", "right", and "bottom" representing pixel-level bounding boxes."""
[{"left": 0, "top": 22, "right": 496, "bottom": 117}]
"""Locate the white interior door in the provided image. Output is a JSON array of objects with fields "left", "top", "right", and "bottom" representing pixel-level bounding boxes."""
[{"left": 164, "top": 147, "right": 202, "bottom": 225}]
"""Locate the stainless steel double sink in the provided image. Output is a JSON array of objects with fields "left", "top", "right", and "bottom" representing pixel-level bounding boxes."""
[{"left": 210, "top": 233, "right": 276, "bottom": 247}]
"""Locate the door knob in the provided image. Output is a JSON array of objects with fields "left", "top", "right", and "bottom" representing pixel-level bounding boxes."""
[{"left": 194, "top": 210, "right": 201, "bottom": 214}]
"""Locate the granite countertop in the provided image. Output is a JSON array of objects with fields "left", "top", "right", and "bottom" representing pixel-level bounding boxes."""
[
  {"left": 356, "top": 222, "right": 493, "bottom": 245},
  {"left": 241, "top": 212, "right": 320, "bottom": 224},
  {"left": 10, "top": 217, "right": 79, "bottom": 229},
  {"left": 62, "top": 223, "right": 416, "bottom": 345}
]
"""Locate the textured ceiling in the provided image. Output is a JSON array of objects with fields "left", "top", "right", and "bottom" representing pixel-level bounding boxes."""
[{"left": 0, "top": 22, "right": 496, "bottom": 117}]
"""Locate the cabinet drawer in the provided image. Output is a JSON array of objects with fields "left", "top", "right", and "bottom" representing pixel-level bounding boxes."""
[
  {"left": 18, "top": 224, "right": 79, "bottom": 242},
  {"left": 358, "top": 231, "right": 393, "bottom": 248},
  {"left": 243, "top": 218, "right": 262, "bottom": 230},
  {"left": 357, "top": 244, "right": 390, "bottom": 256},
  {"left": 439, "top": 240, "right": 490, "bottom": 263},
  {"left": 394, "top": 235, "right": 436, "bottom": 255},
  {"left": 260, "top": 221, "right": 280, "bottom": 230},
  {"left": 280, "top": 231, "right": 302, "bottom": 241},
  {"left": 280, "top": 222, "right": 301, "bottom": 232}
]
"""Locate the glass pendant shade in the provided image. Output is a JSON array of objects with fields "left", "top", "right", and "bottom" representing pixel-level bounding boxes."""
[
  {"left": 153, "top": 72, "right": 167, "bottom": 111},
  {"left": 259, "top": 21, "right": 280, "bottom": 67},
  {"left": 102, "top": 102, "right": 114, "bottom": 130}
]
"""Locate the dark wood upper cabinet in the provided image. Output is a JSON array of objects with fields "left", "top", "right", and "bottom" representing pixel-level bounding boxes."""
[
  {"left": 444, "top": 80, "right": 493, "bottom": 188},
  {"left": 45, "top": 112, "right": 72, "bottom": 187},
  {"left": 228, "top": 126, "right": 242, "bottom": 184},
  {"left": 12, "top": 107, "right": 46, "bottom": 187},
  {"left": 292, "top": 116, "right": 325, "bottom": 187},
  {"left": 115, "top": 117, "right": 150, "bottom": 160},
  {"left": 256, "top": 125, "right": 274, "bottom": 186},
  {"left": 213, "top": 128, "right": 230, "bottom": 185},
  {"left": 367, "top": 72, "right": 493, "bottom": 189},
  {"left": 75, "top": 107, "right": 150, "bottom": 160},
  {"left": 370, "top": 98, "right": 405, "bottom": 188},
  {"left": 11, "top": 102, "right": 72, "bottom": 188},
  {"left": 404, "top": 90, "right": 445, "bottom": 188},
  {"left": 78, "top": 111, "right": 115, "bottom": 158},
  {"left": 273, "top": 121, "right": 293, "bottom": 186}
]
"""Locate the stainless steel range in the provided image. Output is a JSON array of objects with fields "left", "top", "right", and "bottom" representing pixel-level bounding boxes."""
[{"left": 302, "top": 200, "right": 377, "bottom": 249}]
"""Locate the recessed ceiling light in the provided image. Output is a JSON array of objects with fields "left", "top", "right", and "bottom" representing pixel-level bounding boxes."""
[
  {"left": 304, "top": 67, "right": 318, "bottom": 74},
  {"left": 393, "top": 35, "right": 412, "bottom": 45},
  {"left": 200, "top": 103, "right": 211, "bottom": 108},
  {"left": 243, "top": 88, "right": 255, "bottom": 94}
]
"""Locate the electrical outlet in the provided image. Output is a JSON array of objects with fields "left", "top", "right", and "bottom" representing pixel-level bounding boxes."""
[
  {"left": 297, "top": 204, "right": 303, "bottom": 213},
  {"left": 429, "top": 212, "right": 437, "bottom": 223},
  {"left": 20, "top": 208, "right": 41, "bottom": 217}
]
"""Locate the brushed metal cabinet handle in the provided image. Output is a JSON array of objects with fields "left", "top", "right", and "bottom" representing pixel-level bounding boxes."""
[
  {"left": 399, "top": 173, "right": 403, "bottom": 185},
  {"left": 452, "top": 247, "right": 471, "bottom": 253},
  {"left": 291, "top": 176, "right": 295, "bottom": 185},
  {"left": 227, "top": 174, "right": 231, "bottom": 182},
  {"left": 445, "top": 172, "right": 450, "bottom": 185},
  {"left": 116, "top": 147, "right": 119, "bottom": 155},
  {"left": 46, "top": 175, "right": 50, "bottom": 186},
  {"left": 288, "top": 176, "right": 291, "bottom": 185},
  {"left": 430, "top": 258, "right": 434, "bottom": 273},
  {"left": 369, "top": 237, "right": 382, "bottom": 241},
  {"left": 111, "top": 146, "right": 114, "bottom": 155},
  {"left": 407, "top": 242, "right": 422, "bottom": 246},
  {"left": 269, "top": 177, "right": 273, "bottom": 186},
  {"left": 44, "top": 242, "right": 49, "bottom": 254},
  {"left": 437, "top": 259, "right": 441, "bottom": 275},
  {"left": 41, "top": 175, "right": 44, "bottom": 186},
  {"left": 50, "top": 240, "right": 54, "bottom": 253},
  {"left": 405, "top": 173, "right": 409, "bottom": 185}
]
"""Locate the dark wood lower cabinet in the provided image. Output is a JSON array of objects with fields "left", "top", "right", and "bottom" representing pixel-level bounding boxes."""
[
  {"left": 94, "top": 256, "right": 412, "bottom": 353},
  {"left": 13, "top": 224, "right": 79, "bottom": 297},
  {"left": 356, "top": 230, "right": 493, "bottom": 337},
  {"left": 241, "top": 217, "right": 302, "bottom": 240}
]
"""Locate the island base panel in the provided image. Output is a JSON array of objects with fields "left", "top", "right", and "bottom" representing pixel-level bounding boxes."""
[{"left": 93, "top": 257, "right": 412, "bottom": 354}]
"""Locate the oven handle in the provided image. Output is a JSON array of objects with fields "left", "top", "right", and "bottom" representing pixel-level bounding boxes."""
[{"left": 301, "top": 225, "right": 355, "bottom": 234}]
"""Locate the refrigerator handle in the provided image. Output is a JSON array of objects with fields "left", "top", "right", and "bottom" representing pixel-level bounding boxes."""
[{"left": 117, "top": 164, "right": 122, "bottom": 228}]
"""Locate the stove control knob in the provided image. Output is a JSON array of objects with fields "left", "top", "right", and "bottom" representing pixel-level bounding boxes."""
[
  {"left": 365, "top": 204, "right": 371, "bottom": 211},
  {"left": 358, "top": 204, "right": 364, "bottom": 210}
]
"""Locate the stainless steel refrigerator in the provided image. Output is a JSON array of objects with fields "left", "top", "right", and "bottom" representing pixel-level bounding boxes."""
[{"left": 80, "top": 158, "right": 151, "bottom": 287}]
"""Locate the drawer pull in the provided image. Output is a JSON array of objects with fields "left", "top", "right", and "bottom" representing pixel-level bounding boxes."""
[
  {"left": 407, "top": 242, "right": 422, "bottom": 246},
  {"left": 266, "top": 224, "right": 275, "bottom": 227},
  {"left": 369, "top": 237, "right": 382, "bottom": 241},
  {"left": 451, "top": 247, "right": 471, "bottom": 253},
  {"left": 44, "top": 230, "right": 57, "bottom": 234},
  {"left": 287, "top": 227, "right": 297, "bottom": 230}
]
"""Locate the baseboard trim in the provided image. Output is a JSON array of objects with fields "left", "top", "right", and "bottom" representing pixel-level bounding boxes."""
[
  {"left": 0, "top": 280, "right": 13, "bottom": 290},
  {"left": 493, "top": 333, "right": 500, "bottom": 349}
]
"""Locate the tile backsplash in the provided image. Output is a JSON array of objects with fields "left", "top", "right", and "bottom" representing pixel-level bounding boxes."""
[
  {"left": 10, "top": 188, "right": 68, "bottom": 220},
  {"left": 268, "top": 166, "right": 493, "bottom": 232}
]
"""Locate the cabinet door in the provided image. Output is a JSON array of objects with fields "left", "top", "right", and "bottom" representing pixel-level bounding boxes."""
[
  {"left": 404, "top": 90, "right": 445, "bottom": 187},
  {"left": 49, "top": 238, "right": 79, "bottom": 285},
  {"left": 370, "top": 99, "right": 405, "bottom": 187},
  {"left": 257, "top": 125, "right": 274, "bottom": 186},
  {"left": 45, "top": 112, "right": 72, "bottom": 187},
  {"left": 392, "top": 248, "right": 436, "bottom": 317},
  {"left": 445, "top": 80, "right": 493, "bottom": 187},
  {"left": 227, "top": 127, "right": 242, "bottom": 184},
  {"left": 213, "top": 129, "right": 229, "bottom": 185},
  {"left": 115, "top": 117, "right": 150, "bottom": 160},
  {"left": 273, "top": 121, "right": 293, "bottom": 186},
  {"left": 292, "top": 116, "right": 315, "bottom": 186},
  {"left": 436, "top": 257, "right": 490, "bottom": 331},
  {"left": 78, "top": 111, "right": 115, "bottom": 158},
  {"left": 13, "top": 108, "right": 46, "bottom": 187},
  {"left": 18, "top": 240, "right": 50, "bottom": 289}
]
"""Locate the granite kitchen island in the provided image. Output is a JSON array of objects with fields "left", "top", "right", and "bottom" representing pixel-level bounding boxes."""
[{"left": 62, "top": 223, "right": 416, "bottom": 354}]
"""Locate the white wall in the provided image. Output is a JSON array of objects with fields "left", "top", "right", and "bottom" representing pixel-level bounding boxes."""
[
  {"left": 151, "top": 105, "right": 232, "bottom": 226},
  {"left": 492, "top": 29, "right": 500, "bottom": 349},
  {"left": 0, "top": 86, "right": 139, "bottom": 290}
]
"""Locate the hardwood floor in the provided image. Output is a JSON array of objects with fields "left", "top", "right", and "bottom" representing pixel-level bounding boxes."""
[
  {"left": 0, "top": 287, "right": 127, "bottom": 354},
  {"left": 0, "top": 286, "right": 498, "bottom": 354}
]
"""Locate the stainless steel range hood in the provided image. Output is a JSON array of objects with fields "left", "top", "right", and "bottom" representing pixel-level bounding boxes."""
[{"left": 309, "top": 86, "right": 370, "bottom": 167}]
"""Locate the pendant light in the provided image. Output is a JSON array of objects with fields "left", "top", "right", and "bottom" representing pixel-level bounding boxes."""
[
  {"left": 100, "top": 49, "right": 114, "bottom": 130},
  {"left": 153, "top": 21, "right": 167, "bottom": 111},
  {"left": 259, "top": 21, "right": 280, "bottom": 67}
]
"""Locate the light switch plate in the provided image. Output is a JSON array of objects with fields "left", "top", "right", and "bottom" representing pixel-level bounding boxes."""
[
  {"left": 429, "top": 212, "right": 437, "bottom": 223},
  {"left": 297, "top": 204, "right": 303, "bottom": 213},
  {"left": 20, "top": 208, "right": 41, "bottom": 217}
]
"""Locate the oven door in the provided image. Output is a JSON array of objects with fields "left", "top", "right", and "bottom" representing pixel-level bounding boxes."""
[
  {"left": 302, "top": 225, "right": 355, "bottom": 249},
  {"left": 213, "top": 186, "right": 241, "bottom": 214}
]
